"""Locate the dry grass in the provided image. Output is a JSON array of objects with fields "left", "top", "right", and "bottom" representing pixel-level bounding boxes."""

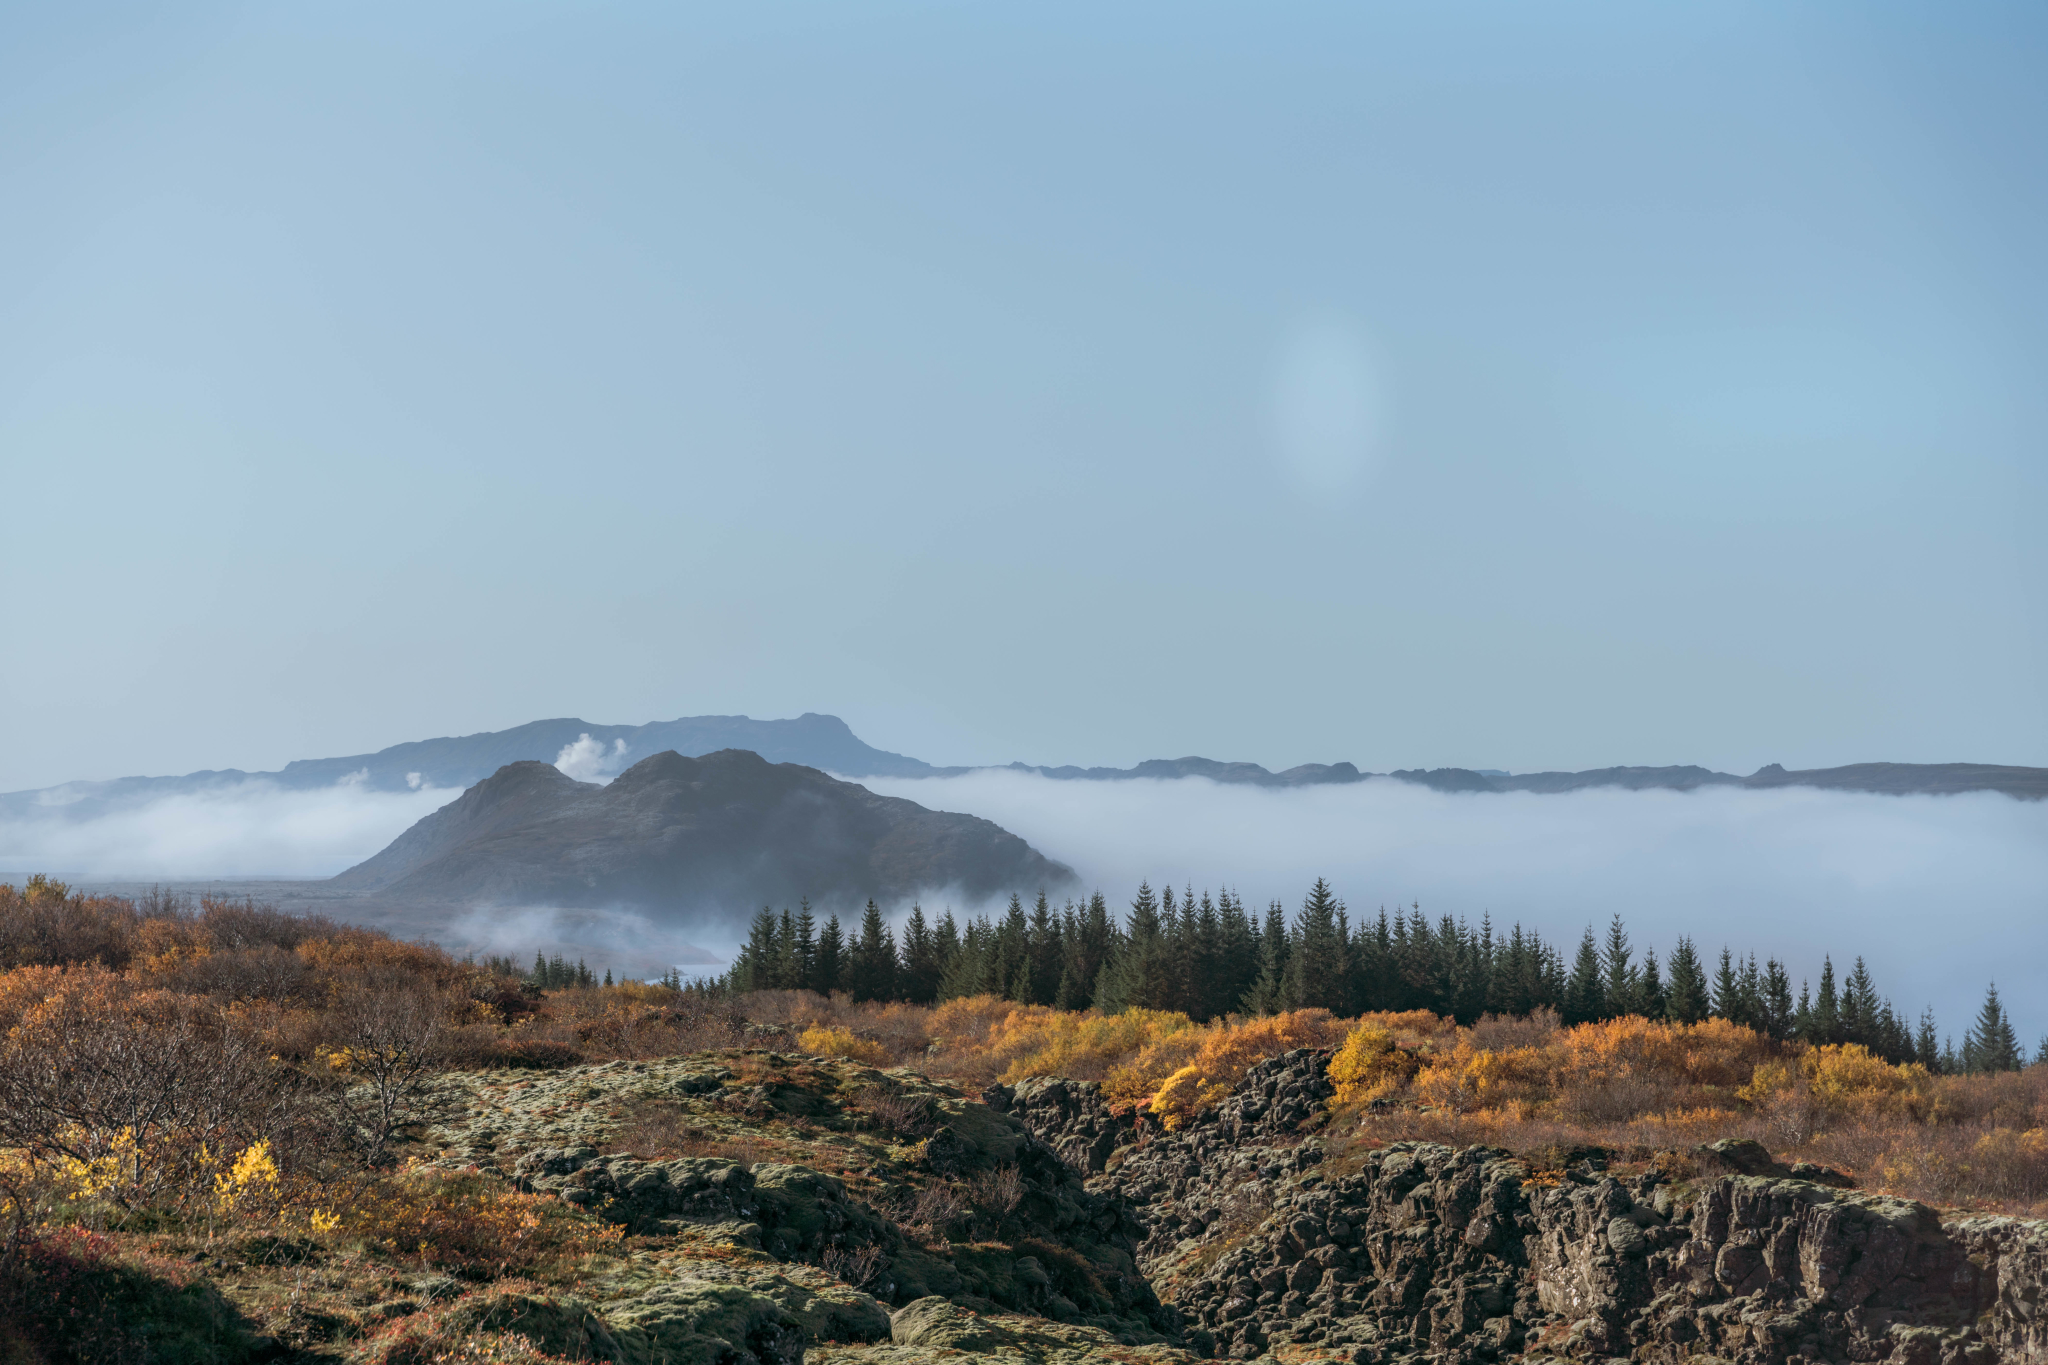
[{"left": 601, "top": 1098, "right": 775, "bottom": 1166}]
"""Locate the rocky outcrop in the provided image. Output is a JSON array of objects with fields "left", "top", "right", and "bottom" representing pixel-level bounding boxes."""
[
  {"left": 986, "top": 1077, "right": 1132, "bottom": 1175},
  {"left": 993, "top": 1049, "right": 2048, "bottom": 1365}
]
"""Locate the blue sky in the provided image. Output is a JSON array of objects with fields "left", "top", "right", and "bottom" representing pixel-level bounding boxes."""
[{"left": 3, "top": 2, "right": 2044, "bottom": 790}]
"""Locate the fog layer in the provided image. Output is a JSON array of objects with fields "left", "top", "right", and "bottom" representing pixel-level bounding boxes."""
[
  {"left": 862, "top": 772, "right": 2048, "bottom": 1046},
  {"left": 0, "top": 779, "right": 460, "bottom": 879}
]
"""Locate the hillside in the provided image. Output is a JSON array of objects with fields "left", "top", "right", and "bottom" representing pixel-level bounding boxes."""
[{"left": 330, "top": 748, "right": 1072, "bottom": 914}]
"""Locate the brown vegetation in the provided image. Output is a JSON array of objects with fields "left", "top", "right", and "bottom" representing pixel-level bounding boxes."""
[{"left": 3, "top": 875, "right": 2047, "bottom": 1359}]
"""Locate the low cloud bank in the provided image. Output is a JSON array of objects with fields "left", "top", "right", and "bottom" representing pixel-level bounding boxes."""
[
  {"left": 440, "top": 903, "right": 723, "bottom": 976},
  {"left": 0, "top": 779, "right": 461, "bottom": 879},
  {"left": 862, "top": 771, "right": 2048, "bottom": 1048}
]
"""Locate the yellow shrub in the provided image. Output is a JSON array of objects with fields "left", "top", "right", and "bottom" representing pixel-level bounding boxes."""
[
  {"left": 1802, "top": 1044, "right": 1932, "bottom": 1118},
  {"left": 1144, "top": 1010, "right": 1351, "bottom": 1127},
  {"left": 1149, "top": 1065, "right": 1233, "bottom": 1130},
  {"left": 1737, "top": 1058, "right": 1801, "bottom": 1107},
  {"left": 798, "top": 1025, "right": 888, "bottom": 1065},
  {"left": 995, "top": 1007, "right": 1199, "bottom": 1086},
  {"left": 1330, "top": 1022, "right": 1423, "bottom": 1106}
]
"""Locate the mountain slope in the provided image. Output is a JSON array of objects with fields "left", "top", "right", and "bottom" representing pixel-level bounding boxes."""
[{"left": 331, "top": 748, "right": 1072, "bottom": 912}]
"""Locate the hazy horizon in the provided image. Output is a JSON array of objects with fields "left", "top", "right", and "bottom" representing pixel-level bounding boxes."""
[{"left": 6, "top": 753, "right": 2041, "bottom": 1048}]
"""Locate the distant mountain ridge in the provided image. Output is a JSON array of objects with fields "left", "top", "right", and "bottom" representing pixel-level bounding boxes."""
[
  {"left": 1009, "top": 757, "right": 2047, "bottom": 799},
  {"left": 330, "top": 748, "right": 1070, "bottom": 913},
  {"left": 6, "top": 712, "right": 2044, "bottom": 815},
  {"left": 2, "top": 713, "right": 942, "bottom": 822}
]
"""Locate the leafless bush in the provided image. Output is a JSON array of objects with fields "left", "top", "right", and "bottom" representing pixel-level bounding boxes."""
[
  {"left": 850, "top": 1085, "right": 935, "bottom": 1138},
  {"left": 1556, "top": 1073, "right": 1679, "bottom": 1126},
  {"left": 821, "top": 1241, "right": 888, "bottom": 1289},
  {"left": 158, "top": 944, "right": 313, "bottom": 1003},
  {"left": 969, "top": 1164, "right": 1024, "bottom": 1216},
  {"left": 900, "top": 1182, "right": 967, "bottom": 1238},
  {"left": 197, "top": 897, "right": 338, "bottom": 952},
  {"left": 318, "top": 976, "right": 457, "bottom": 1166},
  {"left": 0, "top": 976, "right": 303, "bottom": 1208}
]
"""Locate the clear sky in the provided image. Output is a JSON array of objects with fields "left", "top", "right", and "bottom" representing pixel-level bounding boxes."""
[{"left": 4, "top": 2, "right": 2044, "bottom": 792}]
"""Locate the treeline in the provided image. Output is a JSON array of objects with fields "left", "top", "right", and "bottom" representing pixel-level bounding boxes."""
[{"left": 728, "top": 879, "right": 2034, "bottom": 1075}]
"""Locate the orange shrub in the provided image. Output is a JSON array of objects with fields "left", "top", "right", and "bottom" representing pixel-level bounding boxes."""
[
  {"left": 1150, "top": 1010, "right": 1351, "bottom": 1128},
  {"left": 1329, "top": 1015, "right": 1441, "bottom": 1106},
  {"left": 798, "top": 1025, "right": 888, "bottom": 1065}
]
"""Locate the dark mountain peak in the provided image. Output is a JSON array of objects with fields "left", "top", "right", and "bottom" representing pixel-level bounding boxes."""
[
  {"left": 330, "top": 747, "right": 1070, "bottom": 916},
  {"left": 1753, "top": 763, "right": 1788, "bottom": 776}
]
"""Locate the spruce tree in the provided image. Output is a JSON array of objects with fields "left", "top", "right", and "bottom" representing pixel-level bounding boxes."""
[
  {"left": 1812, "top": 958, "right": 1841, "bottom": 1044},
  {"left": 1842, "top": 957, "right": 1879, "bottom": 1048},
  {"left": 1097, "top": 882, "right": 1177, "bottom": 1011},
  {"left": 1637, "top": 946, "right": 1666, "bottom": 1021},
  {"left": 899, "top": 904, "right": 940, "bottom": 1005},
  {"left": 1283, "top": 878, "right": 1350, "bottom": 1013},
  {"left": 1564, "top": 928, "right": 1605, "bottom": 1024},
  {"left": 813, "top": 915, "right": 844, "bottom": 995},
  {"left": 794, "top": 900, "right": 817, "bottom": 990},
  {"left": 1761, "top": 959, "right": 1795, "bottom": 1039},
  {"left": 1219, "top": 891, "right": 1261, "bottom": 1016},
  {"left": 1188, "top": 891, "right": 1226, "bottom": 1020},
  {"left": 1663, "top": 937, "right": 1709, "bottom": 1024},
  {"left": 1026, "top": 892, "right": 1062, "bottom": 1007},
  {"left": 1710, "top": 948, "right": 1741, "bottom": 1023},
  {"left": 1058, "top": 892, "right": 1114, "bottom": 1012},
  {"left": 937, "top": 917, "right": 986, "bottom": 1001},
  {"left": 774, "top": 910, "right": 798, "bottom": 989},
  {"left": 1916, "top": 1007, "right": 1942, "bottom": 1073},
  {"left": 846, "top": 900, "right": 898, "bottom": 1003},
  {"left": 934, "top": 908, "right": 961, "bottom": 981},
  {"left": 1964, "top": 983, "right": 2022, "bottom": 1074},
  {"left": 1601, "top": 916, "right": 1639, "bottom": 1018},
  {"left": 1240, "top": 900, "right": 1290, "bottom": 1015}
]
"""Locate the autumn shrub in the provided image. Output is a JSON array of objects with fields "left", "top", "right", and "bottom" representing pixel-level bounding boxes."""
[
  {"left": 1330, "top": 1019, "right": 1430, "bottom": 1106},
  {"left": 525, "top": 985, "right": 744, "bottom": 1059},
  {"left": 0, "top": 966, "right": 308, "bottom": 1214},
  {"left": 0, "top": 877, "right": 140, "bottom": 971},
  {"left": 338, "top": 1169, "right": 622, "bottom": 1277},
  {"left": 1001, "top": 1006, "right": 1200, "bottom": 1088},
  {"left": 316, "top": 977, "right": 460, "bottom": 1167},
  {"left": 1152, "top": 1010, "right": 1351, "bottom": 1127},
  {"left": 798, "top": 1025, "right": 890, "bottom": 1065}
]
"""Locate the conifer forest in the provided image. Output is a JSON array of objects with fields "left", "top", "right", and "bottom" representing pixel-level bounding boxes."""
[{"left": 723, "top": 880, "right": 2029, "bottom": 1076}]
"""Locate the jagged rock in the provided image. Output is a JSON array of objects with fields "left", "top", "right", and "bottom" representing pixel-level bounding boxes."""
[
  {"left": 986, "top": 1077, "right": 1130, "bottom": 1174},
  {"left": 430, "top": 1047, "right": 2048, "bottom": 1365},
  {"left": 1693, "top": 1137, "right": 1856, "bottom": 1188}
]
